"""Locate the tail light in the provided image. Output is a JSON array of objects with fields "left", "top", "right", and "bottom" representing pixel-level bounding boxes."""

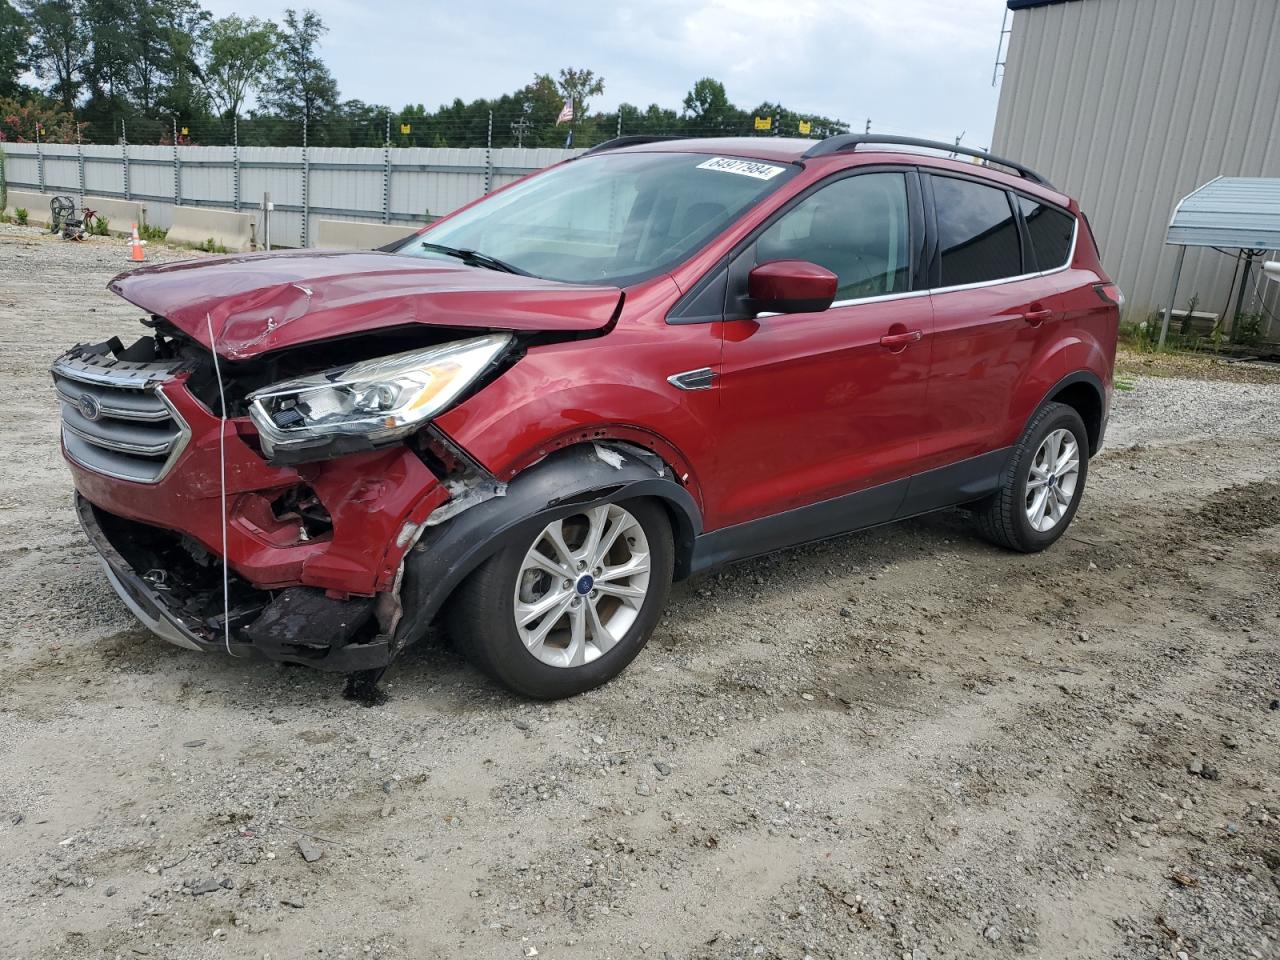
[{"left": 1093, "top": 282, "right": 1124, "bottom": 308}]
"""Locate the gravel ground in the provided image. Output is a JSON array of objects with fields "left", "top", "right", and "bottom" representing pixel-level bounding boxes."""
[{"left": 1, "top": 223, "right": 1278, "bottom": 960}]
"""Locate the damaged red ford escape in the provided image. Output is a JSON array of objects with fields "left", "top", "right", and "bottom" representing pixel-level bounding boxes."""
[{"left": 53, "top": 135, "right": 1119, "bottom": 699}]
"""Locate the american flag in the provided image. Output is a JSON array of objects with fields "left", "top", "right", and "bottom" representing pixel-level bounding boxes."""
[{"left": 556, "top": 101, "right": 574, "bottom": 125}]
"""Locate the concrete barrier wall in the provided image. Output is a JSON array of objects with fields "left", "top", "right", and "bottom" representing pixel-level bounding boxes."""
[
  {"left": 80, "top": 195, "right": 147, "bottom": 235},
  {"left": 314, "top": 218, "right": 421, "bottom": 250},
  {"left": 166, "top": 205, "right": 256, "bottom": 253},
  {"left": 4, "top": 189, "right": 145, "bottom": 234},
  {"left": 4, "top": 188, "right": 55, "bottom": 225}
]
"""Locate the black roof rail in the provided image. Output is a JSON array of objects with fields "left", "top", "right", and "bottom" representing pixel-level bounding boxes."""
[
  {"left": 801, "top": 134, "right": 1053, "bottom": 188},
  {"left": 579, "top": 135, "right": 686, "bottom": 157}
]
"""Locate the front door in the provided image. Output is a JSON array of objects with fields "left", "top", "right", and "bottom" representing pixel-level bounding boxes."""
[{"left": 709, "top": 170, "right": 933, "bottom": 531}]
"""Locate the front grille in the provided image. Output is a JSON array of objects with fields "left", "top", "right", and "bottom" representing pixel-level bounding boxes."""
[{"left": 52, "top": 352, "right": 191, "bottom": 484}]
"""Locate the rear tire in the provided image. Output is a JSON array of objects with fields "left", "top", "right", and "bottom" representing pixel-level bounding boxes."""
[
  {"left": 976, "top": 401, "right": 1089, "bottom": 553},
  {"left": 448, "top": 498, "right": 674, "bottom": 699}
]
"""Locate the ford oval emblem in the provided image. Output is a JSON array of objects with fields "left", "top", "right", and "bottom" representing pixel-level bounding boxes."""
[{"left": 78, "top": 393, "right": 102, "bottom": 421}]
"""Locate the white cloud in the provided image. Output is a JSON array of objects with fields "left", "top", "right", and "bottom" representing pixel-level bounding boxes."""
[{"left": 201, "top": 0, "right": 1008, "bottom": 146}]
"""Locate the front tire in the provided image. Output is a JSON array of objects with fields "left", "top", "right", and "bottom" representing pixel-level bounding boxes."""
[
  {"left": 448, "top": 498, "right": 674, "bottom": 699},
  {"left": 976, "top": 401, "right": 1089, "bottom": 552}
]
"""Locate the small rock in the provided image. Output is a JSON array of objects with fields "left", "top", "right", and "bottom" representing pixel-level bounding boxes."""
[
  {"left": 636, "top": 782, "right": 652, "bottom": 797},
  {"left": 190, "top": 878, "right": 222, "bottom": 896},
  {"left": 653, "top": 761, "right": 671, "bottom": 777},
  {"left": 1075, "top": 631, "right": 1089, "bottom": 643},
  {"left": 1187, "top": 759, "right": 1203, "bottom": 775},
  {"left": 523, "top": 947, "right": 539, "bottom": 958},
  {"left": 104, "top": 886, "right": 117, "bottom": 897},
  {"left": 1221, "top": 734, "right": 1239, "bottom": 749},
  {"left": 296, "top": 837, "right": 324, "bottom": 863},
  {"left": 983, "top": 926, "right": 1001, "bottom": 942},
  {"left": 839, "top": 607, "right": 853, "bottom": 618},
  {"left": 280, "top": 897, "right": 305, "bottom": 909},
  {"left": 182, "top": 740, "right": 206, "bottom": 748},
  {"left": 842, "top": 893, "right": 858, "bottom": 907},
  {"left": 801, "top": 693, "right": 815, "bottom": 702},
  {"left": 1270, "top": 699, "right": 1279, "bottom": 711},
  {"left": 513, "top": 719, "right": 531, "bottom": 731}
]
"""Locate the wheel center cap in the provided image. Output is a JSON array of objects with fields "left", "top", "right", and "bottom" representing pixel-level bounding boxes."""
[
  {"left": 1048, "top": 473, "right": 1058, "bottom": 488},
  {"left": 575, "top": 575, "right": 595, "bottom": 596}
]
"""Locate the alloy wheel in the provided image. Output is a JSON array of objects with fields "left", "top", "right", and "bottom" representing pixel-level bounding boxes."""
[
  {"left": 1025, "top": 428, "right": 1080, "bottom": 533},
  {"left": 512, "top": 505, "right": 652, "bottom": 668}
]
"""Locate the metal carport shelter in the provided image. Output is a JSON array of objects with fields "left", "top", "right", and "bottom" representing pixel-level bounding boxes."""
[{"left": 1159, "top": 177, "right": 1280, "bottom": 348}]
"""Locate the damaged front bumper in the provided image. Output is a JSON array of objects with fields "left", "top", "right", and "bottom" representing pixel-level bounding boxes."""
[{"left": 77, "top": 494, "right": 396, "bottom": 671}]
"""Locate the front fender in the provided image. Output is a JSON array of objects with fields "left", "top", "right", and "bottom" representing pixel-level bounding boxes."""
[{"left": 389, "top": 443, "right": 702, "bottom": 657}]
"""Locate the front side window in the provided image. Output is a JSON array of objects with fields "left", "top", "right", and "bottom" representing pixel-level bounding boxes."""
[
  {"left": 755, "top": 172, "right": 911, "bottom": 301},
  {"left": 933, "top": 177, "right": 1023, "bottom": 286},
  {"left": 1018, "top": 196, "right": 1075, "bottom": 270},
  {"left": 394, "top": 152, "right": 796, "bottom": 285}
]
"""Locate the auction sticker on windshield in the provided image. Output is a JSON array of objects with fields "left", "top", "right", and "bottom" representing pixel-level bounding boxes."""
[{"left": 695, "top": 157, "right": 787, "bottom": 180}]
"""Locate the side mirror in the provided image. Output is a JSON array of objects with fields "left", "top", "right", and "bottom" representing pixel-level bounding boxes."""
[
  {"left": 747, "top": 260, "right": 838, "bottom": 315},
  {"left": 1263, "top": 261, "right": 1280, "bottom": 284}
]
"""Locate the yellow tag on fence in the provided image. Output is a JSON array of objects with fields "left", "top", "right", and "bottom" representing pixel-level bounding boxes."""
[
  {"left": 400, "top": 123, "right": 411, "bottom": 134},
  {"left": 798, "top": 120, "right": 812, "bottom": 135},
  {"left": 754, "top": 116, "right": 771, "bottom": 131}
]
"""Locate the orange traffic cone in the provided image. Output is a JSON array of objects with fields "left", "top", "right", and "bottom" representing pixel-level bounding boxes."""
[{"left": 129, "top": 222, "right": 147, "bottom": 263}]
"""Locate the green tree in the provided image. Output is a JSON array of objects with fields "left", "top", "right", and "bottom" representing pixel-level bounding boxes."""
[
  {"left": 20, "top": 0, "right": 88, "bottom": 110},
  {"left": 261, "top": 7, "right": 338, "bottom": 129},
  {"left": 0, "top": 0, "right": 32, "bottom": 97},
  {"left": 200, "top": 14, "right": 277, "bottom": 119},
  {"left": 681, "top": 77, "right": 738, "bottom": 131},
  {"left": 554, "top": 66, "right": 603, "bottom": 124}
]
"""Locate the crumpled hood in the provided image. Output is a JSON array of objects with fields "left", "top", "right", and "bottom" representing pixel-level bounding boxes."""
[{"left": 108, "top": 250, "right": 624, "bottom": 359}]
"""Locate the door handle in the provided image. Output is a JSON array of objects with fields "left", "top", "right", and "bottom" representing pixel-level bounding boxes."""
[
  {"left": 879, "top": 330, "right": 923, "bottom": 349},
  {"left": 1023, "top": 308, "right": 1053, "bottom": 326}
]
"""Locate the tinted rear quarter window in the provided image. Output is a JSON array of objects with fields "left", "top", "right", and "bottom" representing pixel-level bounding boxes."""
[
  {"left": 1018, "top": 196, "right": 1075, "bottom": 270},
  {"left": 933, "top": 176, "right": 1022, "bottom": 286}
]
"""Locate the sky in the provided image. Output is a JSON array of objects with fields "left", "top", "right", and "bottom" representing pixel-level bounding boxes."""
[{"left": 201, "top": 0, "right": 1011, "bottom": 148}]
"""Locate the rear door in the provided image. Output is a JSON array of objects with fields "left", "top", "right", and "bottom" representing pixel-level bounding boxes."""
[{"left": 918, "top": 172, "right": 1065, "bottom": 473}]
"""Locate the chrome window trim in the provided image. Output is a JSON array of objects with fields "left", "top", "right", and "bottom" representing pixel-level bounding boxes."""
[{"left": 757, "top": 185, "right": 1079, "bottom": 312}]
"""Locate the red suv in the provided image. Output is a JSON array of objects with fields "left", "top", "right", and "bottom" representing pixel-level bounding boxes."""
[{"left": 53, "top": 134, "right": 1119, "bottom": 699}]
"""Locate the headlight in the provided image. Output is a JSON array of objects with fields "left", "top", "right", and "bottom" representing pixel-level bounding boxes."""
[{"left": 248, "top": 333, "right": 511, "bottom": 461}]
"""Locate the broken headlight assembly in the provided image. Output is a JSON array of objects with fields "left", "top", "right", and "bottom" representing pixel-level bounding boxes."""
[{"left": 247, "top": 333, "right": 511, "bottom": 461}]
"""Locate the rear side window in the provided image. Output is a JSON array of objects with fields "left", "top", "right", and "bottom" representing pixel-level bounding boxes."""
[
  {"left": 756, "top": 172, "right": 911, "bottom": 301},
  {"left": 1018, "top": 197, "right": 1075, "bottom": 270},
  {"left": 932, "top": 176, "right": 1022, "bottom": 287}
]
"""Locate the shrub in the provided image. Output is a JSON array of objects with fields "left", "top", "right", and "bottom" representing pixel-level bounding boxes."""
[
  {"left": 14, "top": 207, "right": 28, "bottom": 225},
  {"left": 1233, "top": 312, "right": 1264, "bottom": 347},
  {"left": 138, "top": 223, "right": 167, "bottom": 243},
  {"left": 89, "top": 215, "right": 109, "bottom": 236}
]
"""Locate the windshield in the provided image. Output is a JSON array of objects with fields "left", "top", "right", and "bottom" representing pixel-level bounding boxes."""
[{"left": 394, "top": 152, "right": 796, "bottom": 285}]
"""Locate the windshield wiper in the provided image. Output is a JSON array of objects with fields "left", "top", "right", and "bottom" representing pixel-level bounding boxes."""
[{"left": 419, "top": 242, "right": 531, "bottom": 276}]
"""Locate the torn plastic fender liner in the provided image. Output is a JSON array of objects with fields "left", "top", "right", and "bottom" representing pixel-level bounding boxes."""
[{"left": 388, "top": 444, "right": 703, "bottom": 659}]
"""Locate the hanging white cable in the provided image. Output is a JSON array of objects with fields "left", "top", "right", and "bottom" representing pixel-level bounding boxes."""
[{"left": 205, "top": 313, "right": 236, "bottom": 657}]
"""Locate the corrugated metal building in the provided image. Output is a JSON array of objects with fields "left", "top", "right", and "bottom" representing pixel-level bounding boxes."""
[{"left": 991, "top": 0, "right": 1280, "bottom": 329}]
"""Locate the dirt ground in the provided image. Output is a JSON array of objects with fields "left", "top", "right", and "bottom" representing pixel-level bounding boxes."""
[{"left": 1, "top": 224, "right": 1278, "bottom": 960}]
